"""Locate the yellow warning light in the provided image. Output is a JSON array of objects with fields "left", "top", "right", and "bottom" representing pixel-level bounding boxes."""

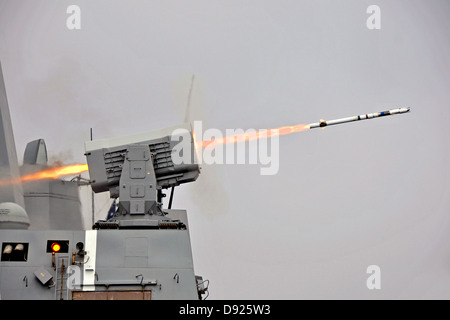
[{"left": 51, "top": 243, "right": 61, "bottom": 253}]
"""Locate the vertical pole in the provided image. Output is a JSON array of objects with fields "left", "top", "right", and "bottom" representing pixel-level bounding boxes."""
[
  {"left": 90, "top": 128, "right": 95, "bottom": 227},
  {"left": 168, "top": 186, "right": 175, "bottom": 209},
  {"left": 60, "top": 259, "right": 65, "bottom": 300}
]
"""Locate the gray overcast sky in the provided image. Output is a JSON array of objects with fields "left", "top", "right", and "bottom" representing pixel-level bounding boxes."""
[{"left": 0, "top": 0, "right": 449, "bottom": 299}]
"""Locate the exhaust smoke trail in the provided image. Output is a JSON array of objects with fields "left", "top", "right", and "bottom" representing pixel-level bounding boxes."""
[{"left": 0, "top": 164, "right": 89, "bottom": 186}]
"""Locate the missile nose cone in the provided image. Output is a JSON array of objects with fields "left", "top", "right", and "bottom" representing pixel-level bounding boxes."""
[
  {"left": 394, "top": 107, "right": 410, "bottom": 114},
  {"left": 400, "top": 107, "right": 410, "bottom": 113}
]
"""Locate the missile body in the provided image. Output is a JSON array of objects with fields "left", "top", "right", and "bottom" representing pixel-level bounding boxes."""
[{"left": 309, "top": 107, "right": 410, "bottom": 129}]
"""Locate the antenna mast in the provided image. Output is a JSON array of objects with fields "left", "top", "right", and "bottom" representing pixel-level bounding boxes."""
[{"left": 90, "top": 127, "right": 95, "bottom": 227}]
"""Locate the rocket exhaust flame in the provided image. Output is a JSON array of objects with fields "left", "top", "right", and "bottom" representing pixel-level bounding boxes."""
[
  {"left": 0, "top": 164, "right": 89, "bottom": 186},
  {"left": 198, "top": 123, "right": 310, "bottom": 148}
]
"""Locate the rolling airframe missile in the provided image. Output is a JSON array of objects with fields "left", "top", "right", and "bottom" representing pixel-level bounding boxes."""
[{"left": 309, "top": 107, "right": 410, "bottom": 129}]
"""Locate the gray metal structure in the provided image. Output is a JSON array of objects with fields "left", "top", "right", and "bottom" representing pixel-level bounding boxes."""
[
  {"left": 0, "top": 219, "right": 200, "bottom": 300},
  {"left": 0, "top": 61, "right": 207, "bottom": 300},
  {"left": 0, "top": 61, "right": 25, "bottom": 209},
  {"left": 85, "top": 124, "right": 199, "bottom": 229},
  {"left": 21, "top": 139, "right": 83, "bottom": 230}
]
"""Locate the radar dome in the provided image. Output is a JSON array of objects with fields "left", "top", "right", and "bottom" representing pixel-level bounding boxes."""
[{"left": 0, "top": 202, "right": 30, "bottom": 229}]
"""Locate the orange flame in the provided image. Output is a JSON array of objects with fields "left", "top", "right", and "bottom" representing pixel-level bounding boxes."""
[
  {"left": 199, "top": 123, "right": 310, "bottom": 148},
  {"left": 0, "top": 123, "right": 309, "bottom": 185},
  {"left": 0, "top": 164, "right": 89, "bottom": 186}
]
